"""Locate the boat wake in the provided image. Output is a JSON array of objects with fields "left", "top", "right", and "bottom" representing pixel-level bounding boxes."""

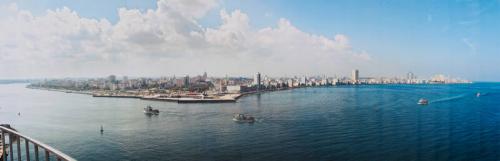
[
  {"left": 478, "top": 92, "right": 491, "bottom": 96},
  {"left": 430, "top": 94, "right": 467, "bottom": 104},
  {"left": 162, "top": 111, "right": 186, "bottom": 117}
]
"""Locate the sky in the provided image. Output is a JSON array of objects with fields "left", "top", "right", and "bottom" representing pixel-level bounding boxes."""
[{"left": 0, "top": 0, "right": 499, "bottom": 81}]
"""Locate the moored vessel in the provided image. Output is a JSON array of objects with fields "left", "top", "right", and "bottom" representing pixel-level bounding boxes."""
[
  {"left": 144, "top": 105, "right": 160, "bottom": 115},
  {"left": 233, "top": 113, "right": 255, "bottom": 123}
]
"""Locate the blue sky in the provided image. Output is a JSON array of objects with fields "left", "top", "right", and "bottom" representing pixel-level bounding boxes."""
[{"left": 1, "top": 0, "right": 499, "bottom": 81}]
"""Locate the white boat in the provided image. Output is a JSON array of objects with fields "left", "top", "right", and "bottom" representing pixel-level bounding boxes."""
[
  {"left": 144, "top": 105, "right": 159, "bottom": 115},
  {"left": 476, "top": 92, "right": 481, "bottom": 97},
  {"left": 417, "top": 98, "right": 428, "bottom": 105},
  {"left": 233, "top": 113, "right": 255, "bottom": 123}
]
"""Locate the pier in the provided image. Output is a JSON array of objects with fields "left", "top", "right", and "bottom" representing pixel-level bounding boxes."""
[
  {"left": 141, "top": 97, "right": 237, "bottom": 103},
  {"left": 31, "top": 85, "right": 289, "bottom": 104},
  {"left": 90, "top": 92, "right": 244, "bottom": 103},
  {"left": 139, "top": 94, "right": 240, "bottom": 103}
]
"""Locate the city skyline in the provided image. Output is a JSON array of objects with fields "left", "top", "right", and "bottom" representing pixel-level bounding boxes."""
[
  {"left": 1, "top": 0, "right": 499, "bottom": 81},
  {"left": 3, "top": 70, "right": 468, "bottom": 83}
]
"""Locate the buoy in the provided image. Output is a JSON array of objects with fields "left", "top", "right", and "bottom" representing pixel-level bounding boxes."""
[{"left": 100, "top": 125, "right": 104, "bottom": 133}]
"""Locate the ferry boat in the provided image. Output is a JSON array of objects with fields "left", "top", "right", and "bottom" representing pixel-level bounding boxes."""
[
  {"left": 144, "top": 105, "right": 160, "bottom": 115},
  {"left": 417, "top": 98, "right": 428, "bottom": 105},
  {"left": 233, "top": 113, "right": 255, "bottom": 123}
]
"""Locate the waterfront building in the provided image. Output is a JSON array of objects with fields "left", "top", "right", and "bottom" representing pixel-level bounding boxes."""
[
  {"left": 300, "top": 76, "right": 307, "bottom": 86},
  {"left": 352, "top": 69, "right": 359, "bottom": 83},
  {"left": 184, "top": 75, "right": 190, "bottom": 88},
  {"left": 287, "top": 79, "right": 294, "bottom": 88},
  {"left": 202, "top": 72, "right": 208, "bottom": 81},
  {"left": 321, "top": 79, "right": 328, "bottom": 85},
  {"left": 212, "top": 79, "right": 224, "bottom": 93},
  {"left": 226, "top": 85, "right": 253, "bottom": 93},
  {"left": 407, "top": 72, "right": 414, "bottom": 80},
  {"left": 332, "top": 79, "right": 339, "bottom": 85},
  {"left": 407, "top": 72, "right": 416, "bottom": 84},
  {"left": 254, "top": 72, "right": 262, "bottom": 90},
  {"left": 108, "top": 75, "right": 116, "bottom": 83},
  {"left": 226, "top": 85, "right": 242, "bottom": 93},
  {"left": 431, "top": 74, "right": 446, "bottom": 83}
]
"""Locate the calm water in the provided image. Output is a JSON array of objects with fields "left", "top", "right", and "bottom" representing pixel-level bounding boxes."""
[{"left": 1, "top": 83, "right": 500, "bottom": 161}]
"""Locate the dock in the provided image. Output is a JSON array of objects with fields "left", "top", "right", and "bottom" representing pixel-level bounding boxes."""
[
  {"left": 31, "top": 87, "right": 275, "bottom": 104},
  {"left": 92, "top": 94, "right": 142, "bottom": 98},
  {"left": 140, "top": 95, "right": 239, "bottom": 103}
]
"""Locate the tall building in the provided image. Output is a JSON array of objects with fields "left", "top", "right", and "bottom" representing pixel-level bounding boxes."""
[
  {"left": 351, "top": 69, "right": 359, "bottom": 82},
  {"left": 407, "top": 72, "right": 415, "bottom": 80},
  {"left": 254, "top": 72, "right": 261, "bottom": 90},
  {"left": 300, "top": 76, "right": 307, "bottom": 85},
  {"left": 183, "top": 75, "right": 190, "bottom": 88},
  {"left": 108, "top": 75, "right": 116, "bottom": 83}
]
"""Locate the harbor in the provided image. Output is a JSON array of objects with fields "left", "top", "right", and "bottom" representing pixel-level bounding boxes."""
[
  {"left": 29, "top": 85, "right": 277, "bottom": 103},
  {"left": 28, "top": 86, "right": 244, "bottom": 103},
  {"left": 141, "top": 97, "right": 238, "bottom": 103},
  {"left": 93, "top": 92, "right": 244, "bottom": 103},
  {"left": 2, "top": 82, "right": 498, "bottom": 160}
]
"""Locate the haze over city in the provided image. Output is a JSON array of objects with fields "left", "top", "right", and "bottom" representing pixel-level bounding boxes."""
[{"left": 0, "top": 0, "right": 499, "bottom": 81}]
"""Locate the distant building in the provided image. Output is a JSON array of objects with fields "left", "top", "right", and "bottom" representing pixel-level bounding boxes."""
[
  {"left": 351, "top": 69, "right": 359, "bottom": 82},
  {"left": 300, "top": 76, "right": 307, "bottom": 85},
  {"left": 407, "top": 72, "right": 415, "bottom": 80},
  {"left": 407, "top": 72, "right": 416, "bottom": 84},
  {"left": 108, "top": 75, "right": 116, "bottom": 83},
  {"left": 227, "top": 85, "right": 241, "bottom": 93},
  {"left": 254, "top": 72, "right": 261, "bottom": 90},
  {"left": 321, "top": 79, "right": 328, "bottom": 85},
  {"left": 183, "top": 75, "right": 190, "bottom": 88},
  {"left": 430, "top": 74, "right": 446, "bottom": 83},
  {"left": 202, "top": 72, "right": 208, "bottom": 81},
  {"left": 287, "top": 79, "right": 294, "bottom": 87}
]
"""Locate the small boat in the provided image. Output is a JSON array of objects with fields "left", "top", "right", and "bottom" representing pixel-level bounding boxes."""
[
  {"left": 233, "top": 113, "right": 255, "bottom": 123},
  {"left": 417, "top": 98, "right": 428, "bottom": 105},
  {"left": 144, "top": 105, "right": 160, "bottom": 115},
  {"left": 476, "top": 92, "right": 481, "bottom": 97}
]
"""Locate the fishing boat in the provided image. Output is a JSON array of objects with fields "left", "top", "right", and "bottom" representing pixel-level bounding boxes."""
[
  {"left": 417, "top": 98, "right": 428, "bottom": 105},
  {"left": 233, "top": 113, "right": 255, "bottom": 123},
  {"left": 144, "top": 105, "right": 160, "bottom": 115}
]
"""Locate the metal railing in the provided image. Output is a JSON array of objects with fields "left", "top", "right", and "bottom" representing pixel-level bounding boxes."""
[{"left": 0, "top": 125, "right": 76, "bottom": 161}]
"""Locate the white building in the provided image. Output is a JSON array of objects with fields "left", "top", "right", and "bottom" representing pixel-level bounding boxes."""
[
  {"left": 352, "top": 69, "right": 359, "bottom": 82},
  {"left": 226, "top": 85, "right": 242, "bottom": 93}
]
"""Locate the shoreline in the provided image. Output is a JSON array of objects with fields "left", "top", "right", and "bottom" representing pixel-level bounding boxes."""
[
  {"left": 26, "top": 83, "right": 474, "bottom": 103},
  {"left": 27, "top": 86, "right": 246, "bottom": 103}
]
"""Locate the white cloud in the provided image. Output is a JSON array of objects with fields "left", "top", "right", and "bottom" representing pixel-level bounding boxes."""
[{"left": 0, "top": 0, "right": 371, "bottom": 78}]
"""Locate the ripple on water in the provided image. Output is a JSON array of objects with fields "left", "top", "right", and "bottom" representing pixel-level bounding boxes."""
[{"left": 1, "top": 83, "right": 500, "bottom": 160}]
